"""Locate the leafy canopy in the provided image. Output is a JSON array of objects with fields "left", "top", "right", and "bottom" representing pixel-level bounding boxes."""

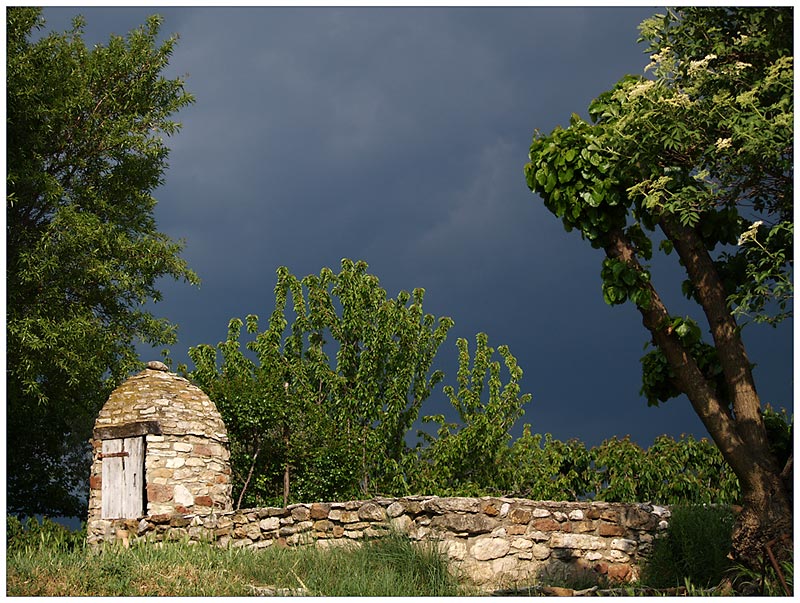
[
  {"left": 6, "top": 7, "right": 197, "bottom": 516},
  {"left": 525, "top": 7, "right": 792, "bottom": 406},
  {"left": 189, "top": 259, "right": 455, "bottom": 505}
]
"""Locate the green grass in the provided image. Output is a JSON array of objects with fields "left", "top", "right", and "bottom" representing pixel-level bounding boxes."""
[{"left": 6, "top": 525, "right": 468, "bottom": 597}]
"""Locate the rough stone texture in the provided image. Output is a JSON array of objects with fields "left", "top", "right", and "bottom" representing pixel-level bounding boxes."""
[
  {"left": 87, "top": 366, "right": 233, "bottom": 543},
  {"left": 88, "top": 496, "right": 669, "bottom": 592}
]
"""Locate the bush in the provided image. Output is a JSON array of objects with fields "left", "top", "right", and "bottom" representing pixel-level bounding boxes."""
[
  {"left": 6, "top": 515, "right": 86, "bottom": 553},
  {"left": 640, "top": 504, "right": 734, "bottom": 588}
]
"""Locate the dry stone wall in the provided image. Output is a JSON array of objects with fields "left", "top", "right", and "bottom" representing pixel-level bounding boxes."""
[{"left": 89, "top": 496, "right": 670, "bottom": 591}]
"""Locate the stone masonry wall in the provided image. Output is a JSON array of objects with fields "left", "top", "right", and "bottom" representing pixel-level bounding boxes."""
[{"left": 89, "top": 496, "right": 670, "bottom": 591}]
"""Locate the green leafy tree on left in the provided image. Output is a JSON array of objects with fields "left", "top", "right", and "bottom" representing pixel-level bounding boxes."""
[{"left": 7, "top": 8, "right": 197, "bottom": 517}]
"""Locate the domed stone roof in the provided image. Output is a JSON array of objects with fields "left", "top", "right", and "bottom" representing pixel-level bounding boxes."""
[{"left": 93, "top": 361, "right": 228, "bottom": 442}]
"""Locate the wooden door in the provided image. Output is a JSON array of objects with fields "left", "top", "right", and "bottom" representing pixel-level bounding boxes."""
[{"left": 101, "top": 436, "right": 145, "bottom": 519}]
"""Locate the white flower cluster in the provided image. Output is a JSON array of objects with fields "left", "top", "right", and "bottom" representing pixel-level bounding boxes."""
[
  {"left": 737, "top": 220, "right": 763, "bottom": 246},
  {"left": 715, "top": 137, "right": 733, "bottom": 151},
  {"left": 645, "top": 46, "right": 672, "bottom": 72},
  {"left": 628, "top": 79, "right": 655, "bottom": 99},
  {"left": 687, "top": 54, "right": 718, "bottom": 76}
]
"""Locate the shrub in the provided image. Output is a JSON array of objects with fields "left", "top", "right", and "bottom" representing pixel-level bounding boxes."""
[
  {"left": 640, "top": 504, "right": 734, "bottom": 588},
  {"left": 6, "top": 515, "right": 86, "bottom": 553}
]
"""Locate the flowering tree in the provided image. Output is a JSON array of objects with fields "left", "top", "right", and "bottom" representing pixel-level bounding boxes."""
[{"left": 525, "top": 7, "right": 792, "bottom": 568}]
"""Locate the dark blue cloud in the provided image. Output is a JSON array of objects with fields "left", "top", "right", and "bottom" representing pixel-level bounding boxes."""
[{"left": 39, "top": 6, "right": 793, "bottom": 449}]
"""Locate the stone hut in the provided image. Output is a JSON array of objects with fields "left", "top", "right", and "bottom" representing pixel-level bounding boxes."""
[{"left": 87, "top": 361, "right": 232, "bottom": 541}]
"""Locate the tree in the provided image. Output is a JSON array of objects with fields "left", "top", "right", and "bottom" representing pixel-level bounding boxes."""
[
  {"left": 189, "top": 259, "right": 455, "bottom": 505},
  {"left": 525, "top": 7, "right": 792, "bottom": 567},
  {"left": 417, "top": 332, "right": 531, "bottom": 495},
  {"left": 7, "top": 8, "right": 197, "bottom": 517}
]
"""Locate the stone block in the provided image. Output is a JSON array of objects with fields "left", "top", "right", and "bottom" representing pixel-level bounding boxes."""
[
  {"left": 291, "top": 506, "right": 311, "bottom": 522},
  {"left": 173, "top": 442, "right": 193, "bottom": 453},
  {"left": 400, "top": 500, "right": 423, "bottom": 515},
  {"left": 246, "top": 524, "right": 262, "bottom": 541},
  {"left": 386, "top": 502, "right": 405, "bottom": 518},
  {"left": 511, "top": 537, "right": 532, "bottom": 550},
  {"left": 339, "top": 510, "right": 360, "bottom": 523},
  {"left": 572, "top": 521, "right": 595, "bottom": 533},
  {"left": 195, "top": 495, "right": 213, "bottom": 508},
  {"left": 174, "top": 484, "right": 194, "bottom": 507},
  {"left": 610, "top": 538, "right": 637, "bottom": 554},
  {"left": 471, "top": 537, "right": 510, "bottom": 561},
  {"left": 609, "top": 549, "right": 630, "bottom": 562},
  {"left": 439, "top": 539, "right": 464, "bottom": 561},
  {"left": 390, "top": 515, "right": 413, "bottom": 534},
  {"left": 598, "top": 522, "right": 625, "bottom": 537},
  {"left": 427, "top": 497, "right": 481, "bottom": 514},
  {"left": 531, "top": 543, "right": 550, "bottom": 561},
  {"left": 550, "top": 533, "right": 605, "bottom": 550},
  {"left": 259, "top": 517, "right": 280, "bottom": 531},
  {"left": 481, "top": 501, "right": 500, "bottom": 516},
  {"left": 147, "top": 484, "right": 173, "bottom": 503},
  {"left": 532, "top": 518, "right": 561, "bottom": 532},
  {"left": 431, "top": 513, "right": 496, "bottom": 534},
  {"left": 620, "top": 507, "right": 656, "bottom": 530},
  {"left": 170, "top": 515, "right": 191, "bottom": 528},
  {"left": 509, "top": 508, "right": 532, "bottom": 524},
  {"left": 192, "top": 443, "right": 214, "bottom": 457},
  {"left": 358, "top": 502, "right": 386, "bottom": 521},
  {"left": 600, "top": 510, "right": 619, "bottom": 522},
  {"left": 527, "top": 529, "right": 550, "bottom": 541},
  {"left": 310, "top": 503, "right": 331, "bottom": 520},
  {"left": 607, "top": 563, "right": 631, "bottom": 581},
  {"left": 568, "top": 509, "right": 585, "bottom": 520}
]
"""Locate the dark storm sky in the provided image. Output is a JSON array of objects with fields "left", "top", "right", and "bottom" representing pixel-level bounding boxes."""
[{"left": 38, "top": 4, "right": 794, "bottom": 449}]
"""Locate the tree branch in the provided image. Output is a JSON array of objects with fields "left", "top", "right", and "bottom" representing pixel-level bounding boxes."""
[
  {"left": 660, "top": 216, "right": 772, "bottom": 461},
  {"left": 603, "top": 227, "right": 758, "bottom": 481}
]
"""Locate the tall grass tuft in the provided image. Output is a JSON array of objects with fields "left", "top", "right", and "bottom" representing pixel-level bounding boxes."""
[
  {"left": 640, "top": 504, "right": 734, "bottom": 589},
  {"left": 6, "top": 522, "right": 466, "bottom": 596}
]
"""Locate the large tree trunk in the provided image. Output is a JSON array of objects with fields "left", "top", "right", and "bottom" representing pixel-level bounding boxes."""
[
  {"left": 732, "top": 463, "right": 793, "bottom": 570},
  {"left": 604, "top": 228, "right": 793, "bottom": 570},
  {"left": 659, "top": 218, "right": 793, "bottom": 568}
]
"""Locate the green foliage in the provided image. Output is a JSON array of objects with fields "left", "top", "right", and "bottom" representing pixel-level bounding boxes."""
[
  {"left": 526, "top": 6, "right": 792, "bottom": 385},
  {"left": 508, "top": 429, "right": 594, "bottom": 501},
  {"left": 6, "top": 516, "right": 87, "bottom": 554},
  {"left": 189, "top": 259, "right": 455, "bottom": 505},
  {"left": 761, "top": 405, "right": 793, "bottom": 471},
  {"left": 415, "top": 333, "right": 532, "bottom": 495},
  {"left": 731, "top": 554, "right": 793, "bottom": 596},
  {"left": 507, "top": 432, "right": 739, "bottom": 504},
  {"left": 641, "top": 504, "right": 735, "bottom": 589},
  {"left": 6, "top": 7, "right": 197, "bottom": 517}
]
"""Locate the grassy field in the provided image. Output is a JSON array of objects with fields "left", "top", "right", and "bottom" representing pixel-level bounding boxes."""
[{"left": 6, "top": 530, "right": 471, "bottom": 597}]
